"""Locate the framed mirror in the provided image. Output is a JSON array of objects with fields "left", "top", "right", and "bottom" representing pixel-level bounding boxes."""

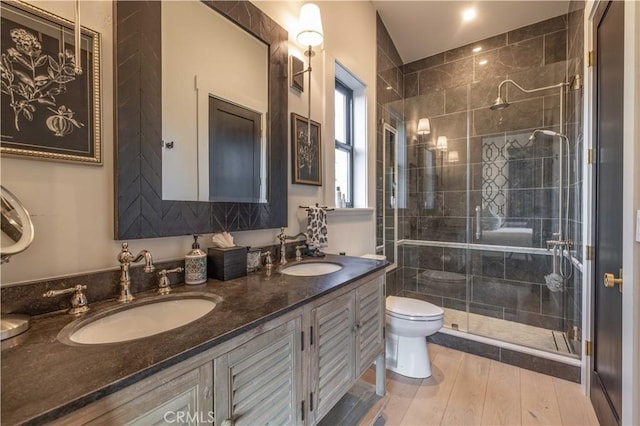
[
  {"left": 114, "top": 1, "right": 288, "bottom": 239},
  {"left": 1, "top": 186, "right": 34, "bottom": 264}
]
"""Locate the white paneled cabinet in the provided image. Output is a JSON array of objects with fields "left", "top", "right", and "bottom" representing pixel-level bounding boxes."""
[
  {"left": 355, "top": 277, "right": 385, "bottom": 377},
  {"left": 215, "top": 317, "right": 303, "bottom": 425},
  {"left": 55, "top": 271, "right": 385, "bottom": 426},
  {"left": 310, "top": 291, "right": 356, "bottom": 421},
  {"left": 56, "top": 360, "right": 213, "bottom": 425},
  {"left": 309, "top": 275, "right": 386, "bottom": 423}
]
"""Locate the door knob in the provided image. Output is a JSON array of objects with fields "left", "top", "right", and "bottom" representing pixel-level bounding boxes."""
[{"left": 604, "top": 270, "right": 623, "bottom": 292}]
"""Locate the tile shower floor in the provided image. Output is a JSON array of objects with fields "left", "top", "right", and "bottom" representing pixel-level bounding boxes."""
[{"left": 443, "top": 308, "right": 575, "bottom": 355}]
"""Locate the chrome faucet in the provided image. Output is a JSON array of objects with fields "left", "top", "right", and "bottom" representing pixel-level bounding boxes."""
[
  {"left": 277, "top": 227, "right": 307, "bottom": 265},
  {"left": 117, "top": 242, "right": 155, "bottom": 302}
]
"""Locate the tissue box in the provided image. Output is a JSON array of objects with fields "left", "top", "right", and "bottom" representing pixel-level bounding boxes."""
[{"left": 207, "top": 246, "right": 247, "bottom": 281}]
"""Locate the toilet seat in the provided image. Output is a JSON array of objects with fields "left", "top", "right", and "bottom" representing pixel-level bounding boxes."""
[{"left": 386, "top": 296, "right": 444, "bottom": 321}]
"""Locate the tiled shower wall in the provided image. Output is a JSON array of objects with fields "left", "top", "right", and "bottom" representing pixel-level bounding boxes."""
[
  {"left": 401, "top": 14, "right": 573, "bottom": 247},
  {"left": 375, "top": 6, "right": 585, "bottom": 349},
  {"left": 398, "top": 13, "right": 580, "bottom": 334}
]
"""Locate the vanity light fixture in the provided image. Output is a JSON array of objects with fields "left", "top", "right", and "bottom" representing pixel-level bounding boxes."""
[
  {"left": 297, "top": 3, "right": 324, "bottom": 47},
  {"left": 417, "top": 118, "right": 431, "bottom": 135},
  {"left": 291, "top": 3, "right": 324, "bottom": 156},
  {"left": 436, "top": 136, "right": 448, "bottom": 151},
  {"left": 447, "top": 151, "right": 459, "bottom": 163},
  {"left": 436, "top": 136, "right": 448, "bottom": 187}
]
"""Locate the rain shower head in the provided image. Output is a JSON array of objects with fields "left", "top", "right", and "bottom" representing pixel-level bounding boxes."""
[
  {"left": 490, "top": 78, "right": 569, "bottom": 112},
  {"left": 490, "top": 96, "right": 510, "bottom": 110}
]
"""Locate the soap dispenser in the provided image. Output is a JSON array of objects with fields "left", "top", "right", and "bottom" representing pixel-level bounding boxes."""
[{"left": 185, "top": 235, "right": 207, "bottom": 285}]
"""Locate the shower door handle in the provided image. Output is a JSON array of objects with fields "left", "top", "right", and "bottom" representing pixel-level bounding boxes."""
[
  {"left": 475, "top": 206, "right": 482, "bottom": 240},
  {"left": 604, "top": 269, "right": 623, "bottom": 293}
]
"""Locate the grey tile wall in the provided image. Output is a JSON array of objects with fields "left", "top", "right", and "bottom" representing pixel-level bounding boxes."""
[
  {"left": 377, "top": 6, "right": 585, "bottom": 353},
  {"left": 401, "top": 13, "right": 576, "bottom": 251},
  {"left": 399, "top": 244, "right": 565, "bottom": 331}
]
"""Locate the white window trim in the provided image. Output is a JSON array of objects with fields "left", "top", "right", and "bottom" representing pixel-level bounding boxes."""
[{"left": 335, "top": 61, "right": 367, "bottom": 209}]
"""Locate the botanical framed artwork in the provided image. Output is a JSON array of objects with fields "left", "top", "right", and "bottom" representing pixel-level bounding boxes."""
[
  {"left": 0, "top": 0, "right": 101, "bottom": 164},
  {"left": 291, "top": 112, "right": 321, "bottom": 186}
]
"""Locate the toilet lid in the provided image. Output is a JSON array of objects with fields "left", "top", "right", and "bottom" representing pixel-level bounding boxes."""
[{"left": 386, "top": 296, "right": 444, "bottom": 319}]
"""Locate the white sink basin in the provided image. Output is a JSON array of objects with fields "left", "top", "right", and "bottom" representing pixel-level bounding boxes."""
[
  {"left": 63, "top": 294, "right": 219, "bottom": 345},
  {"left": 280, "top": 262, "right": 343, "bottom": 276}
]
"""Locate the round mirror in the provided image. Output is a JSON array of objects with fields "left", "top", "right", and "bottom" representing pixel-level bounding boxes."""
[{"left": 1, "top": 186, "right": 34, "bottom": 264}]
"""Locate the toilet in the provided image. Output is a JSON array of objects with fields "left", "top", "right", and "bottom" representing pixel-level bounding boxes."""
[{"left": 385, "top": 296, "right": 444, "bottom": 378}]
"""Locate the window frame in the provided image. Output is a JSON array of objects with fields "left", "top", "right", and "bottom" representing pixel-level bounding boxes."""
[{"left": 334, "top": 78, "right": 354, "bottom": 208}]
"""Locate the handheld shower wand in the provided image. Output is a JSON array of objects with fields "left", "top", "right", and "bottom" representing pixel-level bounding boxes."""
[{"left": 529, "top": 129, "right": 573, "bottom": 287}]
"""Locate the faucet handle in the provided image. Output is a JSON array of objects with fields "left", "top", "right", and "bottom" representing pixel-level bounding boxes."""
[
  {"left": 43, "top": 285, "right": 89, "bottom": 315},
  {"left": 295, "top": 245, "right": 306, "bottom": 261},
  {"left": 157, "top": 267, "right": 184, "bottom": 295},
  {"left": 262, "top": 251, "right": 273, "bottom": 269},
  {"left": 118, "top": 242, "right": 132, "bottom": 263}
]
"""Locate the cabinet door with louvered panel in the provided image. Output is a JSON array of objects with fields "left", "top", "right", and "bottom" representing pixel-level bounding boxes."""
[
  {"left": 310, "top": 291, "right": 356, "bottom": 423},
  {"left": 214, "top": 317, "right": 303, "bottom": 426},
  {"left": 55, "top": 363, "right": 213, "bottom": 426},
  {"left": 355, "top": 276, "right": 385, "bottom": 377}
]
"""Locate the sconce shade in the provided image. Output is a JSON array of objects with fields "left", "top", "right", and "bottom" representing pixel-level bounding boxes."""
[
  {"left": 417, "top": 118, "right": 431, "bottom": 135},
  {"left": 436, "top": 136, "right": 448, "bottom": 151},
  {"left": 447, "top": 151, "right": 459, "bottom": 162},
  {"left": 297, "top": 3, "right": 324, "bottom": 47}
]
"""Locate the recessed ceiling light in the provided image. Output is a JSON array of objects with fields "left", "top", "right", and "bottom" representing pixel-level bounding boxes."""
[
  {"left": 462, "top": 8, "right": 476, "bottom": 22},
  {"left": 478, "top": 59, "right": 488, "bottom": 66},
  {"left": 472, "top": 46, "right": 482, "bottom": 53}
]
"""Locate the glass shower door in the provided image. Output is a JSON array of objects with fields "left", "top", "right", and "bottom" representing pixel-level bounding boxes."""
[{"left": 383, "top": 124, "right": 398, "bottom": 266}]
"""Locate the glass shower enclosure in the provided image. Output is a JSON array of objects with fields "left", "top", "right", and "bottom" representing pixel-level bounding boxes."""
[{"left": 390, "top": 80, "right": 581, "bottom": 359}]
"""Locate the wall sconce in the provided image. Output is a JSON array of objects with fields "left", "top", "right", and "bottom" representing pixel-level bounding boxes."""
[
  {"left": 447, "top": 150, "right": 459, "bottom": 163},
  {"left": 290, "top": 3, "right": 324, "bottom": 155},
  {"left": 417, "top": 118, "right": 431, "bottom": 135},
  {"left": 436, "top": 136, "right": 448, "bottom": 151}
]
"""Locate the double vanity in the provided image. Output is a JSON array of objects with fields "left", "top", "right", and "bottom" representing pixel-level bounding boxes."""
[
  {"left": 1, "top": 255, "right": 387, "bottom": 425},
  {"left": 2, "top": 1, "right": 387, "bottom": 424}
]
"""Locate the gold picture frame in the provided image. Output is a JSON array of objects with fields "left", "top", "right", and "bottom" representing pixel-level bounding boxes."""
[
  {"left": 0, "top": 0, "right": 102, "bottom": 165},
  {"left": 291, "top": 113, "right": 321, "bottom": 186}
]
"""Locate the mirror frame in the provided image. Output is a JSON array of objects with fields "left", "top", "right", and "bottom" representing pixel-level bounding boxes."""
[
  {"left": 114, "top": 0, "right": 288, "bottom": 239},
  {"left": 1, "top": 186, "right": 35, "bottom": 263}
]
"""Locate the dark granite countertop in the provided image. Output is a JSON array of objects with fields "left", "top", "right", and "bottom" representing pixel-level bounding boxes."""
[{"left": 1, "top": 255, "right": 386, "bottom": 425}]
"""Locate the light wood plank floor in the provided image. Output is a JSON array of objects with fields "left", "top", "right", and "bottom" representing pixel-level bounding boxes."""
[{"left": 363, "top": 344, "right": 599, "bottom": 426}]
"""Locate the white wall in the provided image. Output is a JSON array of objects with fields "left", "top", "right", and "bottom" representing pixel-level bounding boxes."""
[
  {"left": 255, "top": 1, "right": 377, "bottom": 257},
  {"left": 0, "top": 0, "right": 377, "bottom": 286},
  {"left": 162, "top": 1, "right": 268, "bottom": 202}
]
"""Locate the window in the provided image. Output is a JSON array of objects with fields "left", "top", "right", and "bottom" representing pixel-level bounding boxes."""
[{"left": 335, "top": 79, "right": 353, "bottom": 207}]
